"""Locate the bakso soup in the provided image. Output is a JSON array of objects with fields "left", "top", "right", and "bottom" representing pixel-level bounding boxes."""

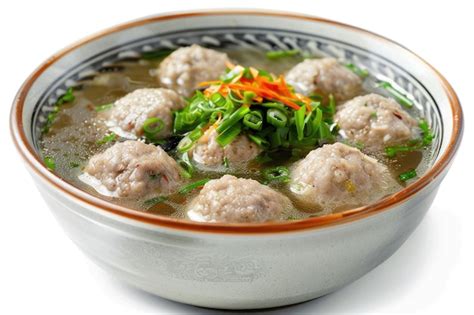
[{"left": 40, "top": 45, "right": 434, "bottom": 223}]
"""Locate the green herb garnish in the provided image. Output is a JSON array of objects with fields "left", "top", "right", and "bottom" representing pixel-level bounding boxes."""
[
  {"left": 96, "top": 133, "right": 117, "bottom": 145},
  {"left": 143, "top": 117, "right": 165, "bottom": 141},
  {"left": 399, "top": 169, "right": 417, "bottom": 182},
  {"left": 223, "top": 157, "right": 230, "bottom": 168},
  {"left": 172, "top": 64, "right": 337, "bottom": 155},
  {"left": 345, "top": 63, "right": 369, "bottom": 78},
  {"left": 141, "top": 49, "right": 175, "bottom": 60},
  {"left": 69, "top": 162, "right": 80, "bottom": 168},
  {"left": 385, "top": 119, "right": 434, "bottom": 157},
  {"left": 266, "top": 49, "right": 300, "bottom": 60},
  {"left": 378, "top": 81, "right": 414, "bottom": 109},
  {"left": 263, "top": 166, "right": 290, "bottom": 184},
  {"left": 95, "top": 103, "right": 114, "bottom": 112},
  {"left": 179, "top": 178, "right": 211, "bottom": 194},
  {"left": 41, "top": 88, "right": 75, "bottom": 134},
  {"left": 44, "top": 156, "right": 56, "bottom": 171},
  {"left": 178, "top": 153, "right": 194, "bottom": 179},
  {"left": 143, "top": 196, "right": 168, "bottom": 208}
]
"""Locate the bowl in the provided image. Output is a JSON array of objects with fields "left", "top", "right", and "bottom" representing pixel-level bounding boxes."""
[{"left": 10, "top": 10, "right": 463, "bottom": 309}]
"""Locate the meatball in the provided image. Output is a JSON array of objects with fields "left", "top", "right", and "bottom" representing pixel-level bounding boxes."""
[
  {"left": 158, "top": 44, "right": 230, "bottom": 97},
  {"left": 285, "top": 58, "right": 362, "bottom": 101},
  {"left": 101, "top": 88, "right": 185, "bottom": 139},
  {"left": 188, "top": 127, "right": 261, "bottom": 167},
  {"left": 289, "top": 143, "right": 394, "bottom": 211},
  {"left": 335, "top": 94, "right": 418, "bottom": 151},
  {"left": 80, "top": 141, "right": 183, "bottom": 198},
  {"left": 187, "top": 175, "right": 290, "bottom": 223}
]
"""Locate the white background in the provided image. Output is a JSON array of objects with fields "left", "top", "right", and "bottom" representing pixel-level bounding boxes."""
[{"left": 1, "top": 1, "right": 472, "bottom": 314}]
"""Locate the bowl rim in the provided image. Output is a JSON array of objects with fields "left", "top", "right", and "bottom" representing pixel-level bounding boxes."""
[{"left": 10, "top": 9, "right": 463, "bottom": 234}]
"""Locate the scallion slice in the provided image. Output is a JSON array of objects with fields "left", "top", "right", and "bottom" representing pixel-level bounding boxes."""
[
  {"left": 294, "top": 105, "right": 306, "bottom": 141},
  {"left": 141, "top": 49, "right": 174, "bottom": 60},
  {"left": 179, "top": 178, "right": 211, "bottom": 194},
  {"left": 267, "top": 108, "right": 288, "bottom": 128},
  {"left": 345, "top": 63, "right": 369, "bottom": 78},
  {"left": 143, "top": 117, "right": 165, "bottom": 139},
  {"left": 262, "top": 166, "right": 290, "bottom": 184},
  {"left": 177, "top": 136, "right": 194, "bottom": 153},
  {"left": 44, "top": 156, "right": 56, "bottom": 171},
  {"left": 243, "top": 110, "right": 263, "bottom": 130},
  {"left": 266, "top": 49, "right": 300, "bottom": 60},
  {"left": 399, "top": 169, "right": 417, "bottom": 182},
  {"left": 96, "top": 133, "right": 117, "bottom": 145},
  {"left": 216, "top": 106, "right": 249, "bottom": 134},
  {"left": 378, "top": 81, "right": 414, "bottom": 108},
  {"left": 248, "top": 134, "right": 269, "bottom": 148},
  {"left": 95, "top": 103, "right": 114, "bottom": 112},
  {"left": 143, "top": 196, "right": 168, "bottom": 208},
  {"left": 216, "top": 123, "right": 242, "bottom": 147}
]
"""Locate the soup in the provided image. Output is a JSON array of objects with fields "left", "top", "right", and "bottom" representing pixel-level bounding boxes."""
[{"left": 40, "top": 45, "right": 433, "bottom": 223}]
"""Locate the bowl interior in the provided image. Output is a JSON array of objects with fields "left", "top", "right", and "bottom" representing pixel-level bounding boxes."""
[{"left": 11, "top": 11, "right": 461, "bottom": 231}]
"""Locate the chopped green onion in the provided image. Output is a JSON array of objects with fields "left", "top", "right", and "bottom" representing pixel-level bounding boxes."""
[
  {"left": 294, "top": 105, "right": 306, "bottom": 141},
  {"left": 311, "top": 108, "right": 323, "bottom": 136},
  {"left": 96, "top": 133, "right": 117, "bottom": 145},
  {"left": 179, "top": 178, "right": 211, "bottom": 194},
  {"left": 143, "top": 196, "right": 168, "bottom": 208},
  {"left": 69, "top": 162, "right": 80, "bottom": 168},
  {"left": 216, "top": 123, "right": 242, "bottom": 147},
  {"left": 216, "top": 106, "right": 249, "bottom": 133},
  {"left": 328, "top": 94, "right": 336, "bottom": 115},
  {"left": 260, "top": 102, "right": 287, "bottom": 110},
  {"left": 242, "top": 67, "right": 253, "bottom": 79},
  {"left": 266, "top": 49, "right": 300, "bottom": 60},
  {"left": 267, "top": 108, "right": 288, "bottom": 128},
  {"left": 177, "top": 152, "right": 194, "bottom": 179},
  {"left": 243, "top": 110, "right": 263, "bottom": 130},
  {"left": 385, "top": 119, "right": 434, "bottom": 157},
  {"left": 177, "top": 136, "right": 194, "bottom": 153},
  {"left": 399, "top": 169, "right": 417, "bottom": 182},
  {"left": 419, "top": 119, "right": 434, "bottom": 145},
  {"left": 243, "top": 91, "right": 255, "bottom": 104},
  {"left": 55, "top": 87, "right": 75, "bottom": 105},
  {"left": 210, "top": 93, "right": 226, "bottom": 107},
  {"left": 41, "top": 88, "right": 75, "bottom": 134},
  {"left": 248, "top": 134, "right": 269, "bottom": 148},
  {"left": 143, "top": 117, "right": 164, "bottom": 139},
  {"left": 188, "top": 127, "right": 203, "bottom": 142},
  {"left": 95, "top": 103, "right": 114, "bottom": 112},
  {"left": 141, "top": 49, "right": 174, "bottom": 60},
  {"left": 318, "top": 121, "right": 332, "bottom": 141},
  {"left": 262, "top": 166, "right": 290, "bottom": 184},
  {"left": 223, "top": 157, "right": 230, "bottom": 168},
  {"left": 258, "top": 69, "right": 273, "bottom": 81},
  {"left": 255, "top": 153, "right": 273, "bottom": 163},
  {"left": 345, "top": 63, "right": 369, "bottom": 78},
  {"left": 44, "top": 156, "right": 56, "bottom": 171},
  {"left": 378, "top": 81, "right": 414, "bottom": 108}
]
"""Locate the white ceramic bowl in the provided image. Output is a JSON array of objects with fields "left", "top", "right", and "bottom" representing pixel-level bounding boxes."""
[{"left": 10, "top": 10, "right": 463, "bottom": 310}]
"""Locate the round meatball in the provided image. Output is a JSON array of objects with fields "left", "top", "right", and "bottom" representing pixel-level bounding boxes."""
[
  {"left": 187, "top": 175, "right": 290, "bottom": 223},
  {"left": 188, "top": 127, "right": 261, "bottom": 167},
  {"left": 285, "top": 58, "right": 362, "bottom": 101},
  {"left": 158, "top": 44, "right": 230, "bottom": 97},
  {"left": 289, "top": 143, "right": 394, "bottom": 211},
  {"left": 335, "top": 94, "right": 418, "bottom": 151},
  {"left": 80, "top": 141, "right": 183, "bottom": 198},
  {"left": 101, "top": 88, "right": 185, "bottom": 139}
]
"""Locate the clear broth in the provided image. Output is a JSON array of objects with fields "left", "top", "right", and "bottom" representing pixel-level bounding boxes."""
[{"left": 40, "top": 48, "right": 432, "bottom": 221}]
